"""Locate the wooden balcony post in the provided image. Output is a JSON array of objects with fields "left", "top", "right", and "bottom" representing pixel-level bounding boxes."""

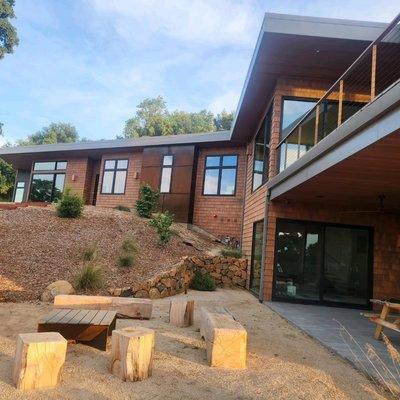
[
  {"left": 338, "top": 80, "right": 344, "bottom": 125},
  {"left": 371, "top": 44, "right": 377, "bottom": 100},
  {"left": 314, "top": 105, "right": 320, "bottom": 144},
  {"left": 297, "top": 126, "right": 302, "bottom": 159}
]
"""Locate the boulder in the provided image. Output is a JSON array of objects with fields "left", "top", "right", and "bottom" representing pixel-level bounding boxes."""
[
  {"left": 41, "top": 280, "right": 74, "bottom": 302},
  {"left": 148, "top": 288, "right": 161, "bottom": 299},
  {"left": 135, "top": 290, "right": 149, "bottom": 298}
]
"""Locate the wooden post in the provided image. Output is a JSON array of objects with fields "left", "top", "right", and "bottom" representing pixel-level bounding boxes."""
[
  {"left": 13, "top": 332, "right": 67, "bottom": 390},
  {"left": 169, "top": 300, "right": 195, "bottom": 327},
  {"left": 314, "top": 104, "right": 320, "bottom": 144},
  {"left": 374, "top": 303, "right": 390, "bottom": 340},
  {"left": 338, "top": 79, "right": 344, "bottom": 125},
  {"left": 110, "top": 327, "right": 154, "bottom": 382},
  {"left": 297, "top": 126, "right": 302, "bottom": 159},
  {"left": 371, "top": 44, "right": 377, "bottom": 100}
]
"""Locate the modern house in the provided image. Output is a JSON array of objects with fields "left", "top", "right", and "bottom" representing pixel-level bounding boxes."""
[{"left": 1, "top": 13, "right": 400, "bottom": 309}]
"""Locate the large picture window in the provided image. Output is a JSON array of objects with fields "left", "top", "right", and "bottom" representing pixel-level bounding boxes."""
[
  {"left": 203, "top": 154, "right": 238, "bottom": 196},
  {"left": 252, "top": 109, "right": 271, "bottom": 191},
  {"left": 101, "top": 159, "right": 128, "bottom": 194},
  {"left": 160, "top": 155, "right": 173, "bottom": 193},
  {"left": 29, "top": 160, "right": 67, "bottom": 202}
]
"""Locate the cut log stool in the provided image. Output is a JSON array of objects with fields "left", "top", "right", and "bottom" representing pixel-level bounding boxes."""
[
  {"left": 13, "top": 332, "right": 67, "bottom": 390},
  {"left": 110, "top": 327, "right": 155, "bottom": 382},
  {"left": 169, "top": 299, "right": 194, "bottom": 327}
]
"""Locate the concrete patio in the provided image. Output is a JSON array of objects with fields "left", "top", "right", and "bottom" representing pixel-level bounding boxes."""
[{"left": 267, "top": 302, "right": 400, "bottom": 387}]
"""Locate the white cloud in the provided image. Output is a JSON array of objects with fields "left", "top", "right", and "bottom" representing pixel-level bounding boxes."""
[{"left": 208, "top": 90, "right": 239, "bottom": 113}]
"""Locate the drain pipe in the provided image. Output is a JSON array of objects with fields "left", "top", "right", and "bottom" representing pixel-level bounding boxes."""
[{"left": 258, "top": 189, "right": 271, "bottom": 303}]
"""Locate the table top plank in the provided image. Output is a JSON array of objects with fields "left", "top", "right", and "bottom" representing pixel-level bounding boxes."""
[
  {"left": 40, "top": 309, "right": 116, "bottom": 326},
  {"left": 59, "top": 309, "right": 81, "bottom": 324},
  {"left": 68, "top": 309, "right": 91, "bottom": 324},
  {"left": 39, "top": 309, "right": 63, "bottom": 323},
  {"left": 46, "top": 309, "right": 74, "bottom": 323},
  {"left": 90, "top": 310, "right": 109, "bottom": 325},
  {"left": 99, "top": 311, "right": 117, "bottom": 326},
  {"left": 78, "top": 310, "right": 99, "bottom": 325}
]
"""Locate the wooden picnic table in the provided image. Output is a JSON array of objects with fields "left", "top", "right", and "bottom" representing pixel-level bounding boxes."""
[
  {"left": 38, "top": 308, "right": 117, "bottom": 351},
  {"left": 365, "top": 299, "right": 400, "bottom": 340}
]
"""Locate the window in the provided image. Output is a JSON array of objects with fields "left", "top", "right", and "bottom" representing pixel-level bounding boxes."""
[
  {"left": 203, "top": 155, "right": 238, "bottom": 196},
  {"left": 29, "top": 173, "right": 65, "bottom": 202},
  {"left": 33, "top": 161, "right": 67, "bottom": 171},
  {"left": 250, "top": 220, "right": 264, "bottom": 295},
  {"left": 160, "top": 155, "right": 173, "bottom": 193},
  {"left": 101, "top": 159, "right": 128, "bottom": 194},
  {"left": 14, "top": 182, "right": 25, "bottom": 203},
  {"left": 252, "top": 109, "right": 271, "bottom": 191}
]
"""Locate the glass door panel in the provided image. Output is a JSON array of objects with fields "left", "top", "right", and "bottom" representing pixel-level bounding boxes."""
[
  {"left": 323, "top": 227, "right": 370, "bottom": 306},
  {"left": 250, "top": 220, "right": 264, "bottom": 295}
]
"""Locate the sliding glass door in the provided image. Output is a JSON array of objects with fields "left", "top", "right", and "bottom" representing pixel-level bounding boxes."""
[{"left": 273, "top": 219, "right": 372, "bottom": 308}]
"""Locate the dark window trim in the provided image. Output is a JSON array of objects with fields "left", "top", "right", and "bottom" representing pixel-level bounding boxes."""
[
  {"left": 252, "top": 108, "right": 272, "bottom": 193},
  {"left": 29, "top": 172, "right": 66, "bottom": 202},
  {"left": 100, "top": 158, "right": 129, "bottom": 195},
  {"left": 159, "top": 154, "right": 174, "bottom": 194},
  {"left": 202, "top": 154, "right": 238, "bottom": 197},
  {"left": 271, "top": 217, "right": 374, "bottom": 310},
  {"left": 32, "top": 160, "right": 68, "bottom": 172},
  {"left": 249, "top": 218, "right": 264, "bottom": 297}
]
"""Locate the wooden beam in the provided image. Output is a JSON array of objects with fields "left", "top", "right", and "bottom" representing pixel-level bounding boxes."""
[
  {"left": 338, "top": 79, "right": 344, "bottom": 125},
  {"left": 371, "top": 44, "right": 377, "bottom": 100}
]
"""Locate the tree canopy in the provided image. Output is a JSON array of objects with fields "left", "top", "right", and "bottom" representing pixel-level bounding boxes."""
[
  {"left": 122, "top": 96, "right": 234, "bottom": 138},
  {"left": 0, "top": 0, "right": 19, "bottom": 59},
  {"left": 17, "top": 123, "right": 79, "bottom": 146}
]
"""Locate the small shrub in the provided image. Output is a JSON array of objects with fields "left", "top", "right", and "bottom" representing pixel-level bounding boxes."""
[
  {"left": 74, "top": 263, "right": 104, "bottom": 290},
  {"left": 56, "top": 188, "right": 84, "bottom": 218},
  {"left": 190, "top": 269, "right": 216, "bottom": 291},
  {"left": 136, "top": 184, "right": 159, "bottom": 218},
  {"left": 220, "top": 247, "right": 243, "bottom": 259},
  {"left": 115, "top": 205, "right": 131, "bottom": 212},
  {"left": 122, "top": 236, "right": 139, "bottom": 254},
  {"left": 118, "top": 254, "right": 135, "bottom": 268},
  {"left": 149, "top": 212, "right": 173, "bottom": 246},
  {"left": 83, "top": 246, "right": 98, "bottom": 262}
]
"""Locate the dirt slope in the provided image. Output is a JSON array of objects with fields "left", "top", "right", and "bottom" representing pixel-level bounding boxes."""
[{"left": 0, "top": 206, "right": 217, "bottom": 301}]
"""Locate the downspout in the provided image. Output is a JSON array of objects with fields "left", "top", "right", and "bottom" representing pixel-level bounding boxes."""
[{"left": 258, "top": 189, "right": 271, "bottom": 303}]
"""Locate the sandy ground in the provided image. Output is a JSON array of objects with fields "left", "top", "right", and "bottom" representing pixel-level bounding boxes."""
[{"left": 0, "top": 289, "right": 390, "bottom": 400}]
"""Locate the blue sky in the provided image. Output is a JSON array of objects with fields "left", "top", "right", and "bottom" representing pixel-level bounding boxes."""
[{"left": 0, "top": 0, "right": 398, "bottom": 144}]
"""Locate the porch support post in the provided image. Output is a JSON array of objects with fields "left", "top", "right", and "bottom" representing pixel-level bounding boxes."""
[
  {"left": 371, "top": 44, "right": 377, "bottom": 100},
  {"left": 314, "top": 104, "right": 320, "bottom": 145},
  {"left": 338, "top": 79, "right": 344, "bottom": 126}
]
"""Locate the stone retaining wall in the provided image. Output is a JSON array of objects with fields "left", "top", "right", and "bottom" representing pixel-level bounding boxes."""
[{"left": 108, "top": 255, "right": 248, "bottom": 299}]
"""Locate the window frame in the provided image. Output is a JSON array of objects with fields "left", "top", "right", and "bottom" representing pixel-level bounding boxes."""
[
  {"left": 33, "top": 160, "right": 68, "bottom": 171},
  {"left": 28, "top": 172, "right": 66, "bottom": 202},
  {"left": 100, "top": 158, "right": 129, "bottom": 195},
  {"left": 159, "top": 155, "right": 174, "bottom": 194},
  {"left": 202, "top": 154, "right": 238, "bottom": 197},
  {"left": 252, "top": 108, "right": 271, "bottom": 193}
]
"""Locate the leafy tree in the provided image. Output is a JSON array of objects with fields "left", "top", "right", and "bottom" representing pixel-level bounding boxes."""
[
  {"left": 0, "top": 157, "right": 15, "bottom": 198},
  {"left": 214, "top": 110, "right": 234, "bottom": 131},
  {"left": 0, "top": 0, "right": 19, "bottom": 59},
  {"left": 18, "top": 123, "right": 79, "bottom": 146},
  {"left": 122, "top": 96, "right": 234, "bottom": 138}
]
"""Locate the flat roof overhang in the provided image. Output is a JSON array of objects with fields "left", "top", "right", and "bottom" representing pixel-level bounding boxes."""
[
  {"left": 267, "top": 81, "right": 400, "bottom": 211},
  {"left": 231, "top": 13, "right": 388, "bottom": 143},
  {"left": 0, "top": 131, "right": 235, "bottom": 170}
]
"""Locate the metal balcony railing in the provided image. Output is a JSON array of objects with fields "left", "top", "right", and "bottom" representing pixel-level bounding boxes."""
[{"left": 277, "top": 13, "right": 400, "bottom": 173}]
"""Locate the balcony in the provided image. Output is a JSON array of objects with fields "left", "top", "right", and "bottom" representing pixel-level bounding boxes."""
[{"left": 277, "top": 13, "right": 400, "bottom": 173}]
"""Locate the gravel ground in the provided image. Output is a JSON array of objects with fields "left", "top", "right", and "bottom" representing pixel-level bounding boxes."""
[
  {"left": 0, "top": 206, "right": 215, "bottom": 301},
  {"left": 0, "top": 289, "right": 390, "bottom": 399}
]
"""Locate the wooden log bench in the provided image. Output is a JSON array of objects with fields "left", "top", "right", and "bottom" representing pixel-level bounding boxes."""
[
  {"left": 54, "top": 295, "right": 152, "bottom": 319},
  {"left": 110, "top": 327, "right": 155, "bottom": 382},
  {"left": 364, "top": 299, "right": 400, "bottom": 339},
  {"left": 38, "top": 309, "right": 117, "bottom": 351},
  {"left": 200, "top": 307, "right": 247, "bottom": 369},
  {"left": 13, "top": 332, "right": 67, "bottom": 390},
  {"left": 169, "top": 299, "right": 194, "bottom": 327}
]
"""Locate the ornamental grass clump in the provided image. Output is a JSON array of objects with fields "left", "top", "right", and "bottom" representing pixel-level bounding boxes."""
[
  {"left": 136, "top": 184, "right": 159, "bottom": 218},
  {"left": 56, "top": 188, "right": 84, "bottom": 218},
  {"left": 74, "top": 262, "right": 104, "bottom": 290},
  {"left": 82, "top": 245, "right": 98, "bottom": 262},
  {"left": 220, "top": 247, "right": 243, "bottom": 259},
  {"left": 149, "top": 212, "right": 174, "bottom": 246},
  {"left": 117, "top": 236, "right": 139, "bottom": 268}
]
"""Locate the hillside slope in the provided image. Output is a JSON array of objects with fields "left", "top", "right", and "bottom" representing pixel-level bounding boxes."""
[{"left": 0, "top": 206, "right": 216, "bottom": 301}]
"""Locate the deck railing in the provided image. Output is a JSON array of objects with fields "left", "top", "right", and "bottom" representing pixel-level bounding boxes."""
[{"left": 276, "top": 13, "right": 400, "bottom": 173}]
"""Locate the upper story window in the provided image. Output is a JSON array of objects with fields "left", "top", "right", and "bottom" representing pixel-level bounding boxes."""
[
  {"left": 203, "top": 154, "right": 238, "bottom": 196},
  {"left": 101, "top": 159, "right": 128, "bottom": 194},
  {"left": 252, "top": 109, "right": 271, "bottom": 191},
  {"left": 160, "top": 155, "right": 173, "bottom": 193},
  {"left": 33, "top": 161, "right": 67, "bottom": 171}
]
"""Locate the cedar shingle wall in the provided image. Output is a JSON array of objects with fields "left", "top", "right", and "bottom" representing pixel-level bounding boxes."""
[
  {"left": 192, "top": 146, "right": 245, "bottom": 240},
  {"left": 65, "top": 158, "right": 90, "bottom": 201}
]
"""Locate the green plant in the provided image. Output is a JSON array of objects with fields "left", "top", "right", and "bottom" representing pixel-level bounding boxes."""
[
  {"left": 83, "top": 246, "right": 98, "bottom": 262},
  {"left": 136, "top": 184, "right": 159, "bottom": 218},
  {"left": 74, "top": 263, "right": 104, "bottom": 290},
  {"left": 149, "top": 212, "right": 173, "bottom": 246},
  {"left": 56, "top": 188, "right": 84, "bottom": 218},
  {"left": 115, "top": 205, "right": 131, "bottom": 212},
  {"left": 220, "top": 247, "right": 243, "bottom": 259},
  {"left": 122, "top": 236, "right": 139, "bottom": 254},
  {"left": 190, "top": 269, "right": 216, "bottom": 291},
  {"left": 118, "top": 254, "right": 135, "bottom": 268}
]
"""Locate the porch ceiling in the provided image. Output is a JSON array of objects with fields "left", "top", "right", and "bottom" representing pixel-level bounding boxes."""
[{"left": 273, "top": 131, "right": 400, "bottom": 212}]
